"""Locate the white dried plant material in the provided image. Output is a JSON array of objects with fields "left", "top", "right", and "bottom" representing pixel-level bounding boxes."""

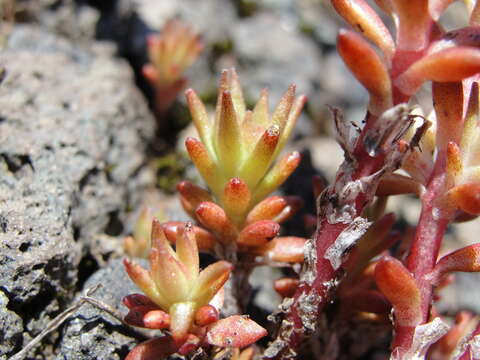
[
  {"left": 267, "top": 297, "right": 295, "bottom": 324},
  {"left": 263, "top": 319, "right": 297, "bottom": 360},
  {"left": 300, "top": 239, "right": 317, "bottom": 286},
  {"left": 470, "top": 335, "right": 480, "bottom": 358},
  {"left": 297, "top": 289, "right": 322, "bottom": 333},
  {"left": 364, "top": 104, "right": 410, "bottom": 157},
  {"left": 279, "top": 297, "right": 295, "bottom": 312},
  {"left": 331, "top": 106, "right": 358, "bottom": 157},
  {"left": 326, "top": 203, "right": 356, "bottom": 224},
  {"left": 324, "top": 217, "right": 372, "bottom": 270},
  {"left": 452, "top": 334, "right": 480, "bottom": 360},
  {"left": 398, "top": 317, "right": 450, "bottom": 360},
  {"left": 322, "top": 278, "right": 340, "bottom": 292}
]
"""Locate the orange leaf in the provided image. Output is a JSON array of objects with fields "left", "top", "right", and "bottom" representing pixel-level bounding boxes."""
[{"left": 375, "top": 256, "right": 422, "bottom": 326}]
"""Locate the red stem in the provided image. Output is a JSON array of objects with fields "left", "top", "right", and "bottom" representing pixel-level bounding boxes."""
[
  {"left": 393, "top": 155, "right": 454, "bottom": 353},
  {"left": 263, "top": 141, "right": 386, "bottom": 358}
]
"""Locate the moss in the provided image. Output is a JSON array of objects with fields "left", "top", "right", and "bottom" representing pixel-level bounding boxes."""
[
  {"left": 233, "top": 0, "right": 259, "bottom": 18},
  {"left": 152, "top": 152, "right": 190, "bottom": 193}
]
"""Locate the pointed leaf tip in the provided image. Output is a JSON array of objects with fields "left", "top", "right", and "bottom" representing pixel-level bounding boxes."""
[{"left": 223, "top": 177, "right": 251, "bottom": 217}]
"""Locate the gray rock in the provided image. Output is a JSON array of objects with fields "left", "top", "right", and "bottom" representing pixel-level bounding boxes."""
[
  {"left": 0, "top": 25, "right": 155, "bottom": 358},
  {"left": 132, "top": 0, "right": 236, "bottom": 44},
  {"left": 0, "top": 291, "right": 24, "bottom": 360},
  {"left": 230, "top": 12, "right": 323, "bottom": 103},
  {"left": 8, "top": 0, "right": 99, "bottom": 42},
  {"left": 55, "top": 258, "right": 146, "bottom": 360}
]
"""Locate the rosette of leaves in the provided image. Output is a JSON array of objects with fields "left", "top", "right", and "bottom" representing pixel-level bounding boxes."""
[
  {"left": 123, "top": 220, "right": 266, "bottom": 359},
  {"left": 160, "top": 68, "right": 308, "bottom": 264},
  {"left": 143, "top": 19, "right": 203, "bottom": 114}
]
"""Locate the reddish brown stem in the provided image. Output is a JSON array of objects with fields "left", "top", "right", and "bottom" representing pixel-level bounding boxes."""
[
  {"left": 263, "top": 142, "right": 387, "bottom": 359},
  {"left": 393, "top": 156, "right": 454, "bottom": 353}
]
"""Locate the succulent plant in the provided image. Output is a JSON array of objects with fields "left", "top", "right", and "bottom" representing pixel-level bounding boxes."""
[
  {"left": 184, "top": 68, "right": 306, "bottom": 218},
  {"left": 123, "top": 220, "right": 266, "bottom": 358},
  {"left": 143, "top": 19, "right": 203, "bottom": 88},
  {"left": 143, "top": 19, "right": 203, "bottom": 114},
  {"left": 124, "top": 220, "right": 232, "bottom": 341}
]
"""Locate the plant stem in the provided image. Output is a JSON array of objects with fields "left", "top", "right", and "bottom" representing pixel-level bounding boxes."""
[
  {"left": 393, "top": 155, "right": 454, "bottom": 353},
  {"left": 263, "top": 145, "right": 388, "bottom": 359}
]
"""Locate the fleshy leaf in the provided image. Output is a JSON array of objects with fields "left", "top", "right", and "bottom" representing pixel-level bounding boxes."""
[
  {"left": 175, "top": 223, "right": 200, "bottom": 282},
  {"left": 223, "top": 177, "right": 251, "bottom": 218},
  {"left": 376, "top": 173, "right": 423, "bottom": 196},
  {"left": 375, "top": 256, "right": 422, "bottom": 326},
  {"left": 390, "top": 0, "right": 432, "bottom": 51},
  {"left": 185, "top": 137, "right": 222, "bottom": 196},
  {"left": 254, "top": 236, "right": 306, "bottom": 263},
  {"left": 162, "top": 221, "right": 216, "bottom": 250},
  {"left": 185, "top": 88, "right": 211, "bottom": 151},
  {"left": 237, "top": 220, "right": 280, "bottom": 246},
  {"left": 429, "top": 244, "right": 480, "bottom": 284},
  {"left": 271, "top": 84, "right": 295, "bottom": 131},
  {"left": 169, "top": 301, "right": 196, "bottom": 344},
  {"left": 125, "top": 336, "right": 177, "bottom": 360},
  {"left": 274, "top": 277, "right": 299, "bottom": 298},
  {"left": 195, "top": 201, "right": 237, "bottom": 241},
  {"left": 125, "top": 307, "right": 170, "bottom": 329},
  {"left": 206, "top": 315, "right": 267, "bottom": 348},
  {"left": 332, "top": 0, "right": 395, "bottom": 58},
  {"left": 150, "top": 220, "right": 190, "bottom": 304},
  {"left": 432, "top": 82, "right": 464, "bottom": 150},
  {"left": 395, "top": 47, "right": 480, "bottom": 96},
  {"left": 190, "top": 260, "right": 233, "bottom": 307},
  {"left": 124, "top": 258, "right": 169, "bottom": 310},
  {"left": 337, "top": 29, "right": 392, "bottom": 115},
  {"left": 194, "top": 305, "right": 219, "bottom": 326},
  {"left": 216, "top": 90, "right": 243, "bottom": 178},
  {"left": 123, "top": 293, "right": 158, "bottom": 309},
  {"left": 253, "top": 151, "right": 301, "bottom": 202},
  {"left": 240, "top": 125, "right": 280, "bottom": 188}
]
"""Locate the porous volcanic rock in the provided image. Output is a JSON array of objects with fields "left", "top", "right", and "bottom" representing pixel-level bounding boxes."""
[
  {"left": 54, "top": 258, "right": 146, "bottom": 360},
  {"left": 0, "top": 25, "right": 154, "bottom": 358}
]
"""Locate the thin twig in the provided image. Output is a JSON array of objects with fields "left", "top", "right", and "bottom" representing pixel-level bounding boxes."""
[
  {"left": 9, "top": 284, "right": 127, "bottom": 360},
  {"left": 82, "top": 295, "right": 128, "bottom": 326}
]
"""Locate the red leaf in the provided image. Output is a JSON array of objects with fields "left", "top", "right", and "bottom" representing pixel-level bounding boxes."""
[
  {"left": 206, "top": 315, "right": 267, "bottom": 348},
  {"left": 274, "top": 277, "right": 299, "bottom": 298},
  {"left": 125, "top": 306, "right": 170, "bottom": 329},
  {"left": 122, "top": 294, "right": 158, "bottom": 310},
  {"left": 125, "top": 336, "right": 177, "bottom": 360},
  {"left": 162, "top": 221, "right": 216, "bottom": 250},
  {"left": 194, "top": 305, "right": 219, "bottom": 326}
]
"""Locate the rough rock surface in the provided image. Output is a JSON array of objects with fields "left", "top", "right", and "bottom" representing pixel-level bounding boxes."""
[
  {"left": 55, "top": 258, "right": 145, "bottom": 360},
  {"left": 0, "top": 25, "right": 155, "bottom": 358}
]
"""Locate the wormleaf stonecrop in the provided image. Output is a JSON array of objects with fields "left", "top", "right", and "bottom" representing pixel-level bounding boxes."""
[
  {"left": 185, "top": 68, "right": 305, "bottom": 212},
  {"left": 143, "top": 19, "right": 203, "bottom": 114},
  {"left": 160, "top": 69, "right": 308, "bottom": 264},
  {"left": 123, "top": 220, "right": 266, "bottom": 359}
]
